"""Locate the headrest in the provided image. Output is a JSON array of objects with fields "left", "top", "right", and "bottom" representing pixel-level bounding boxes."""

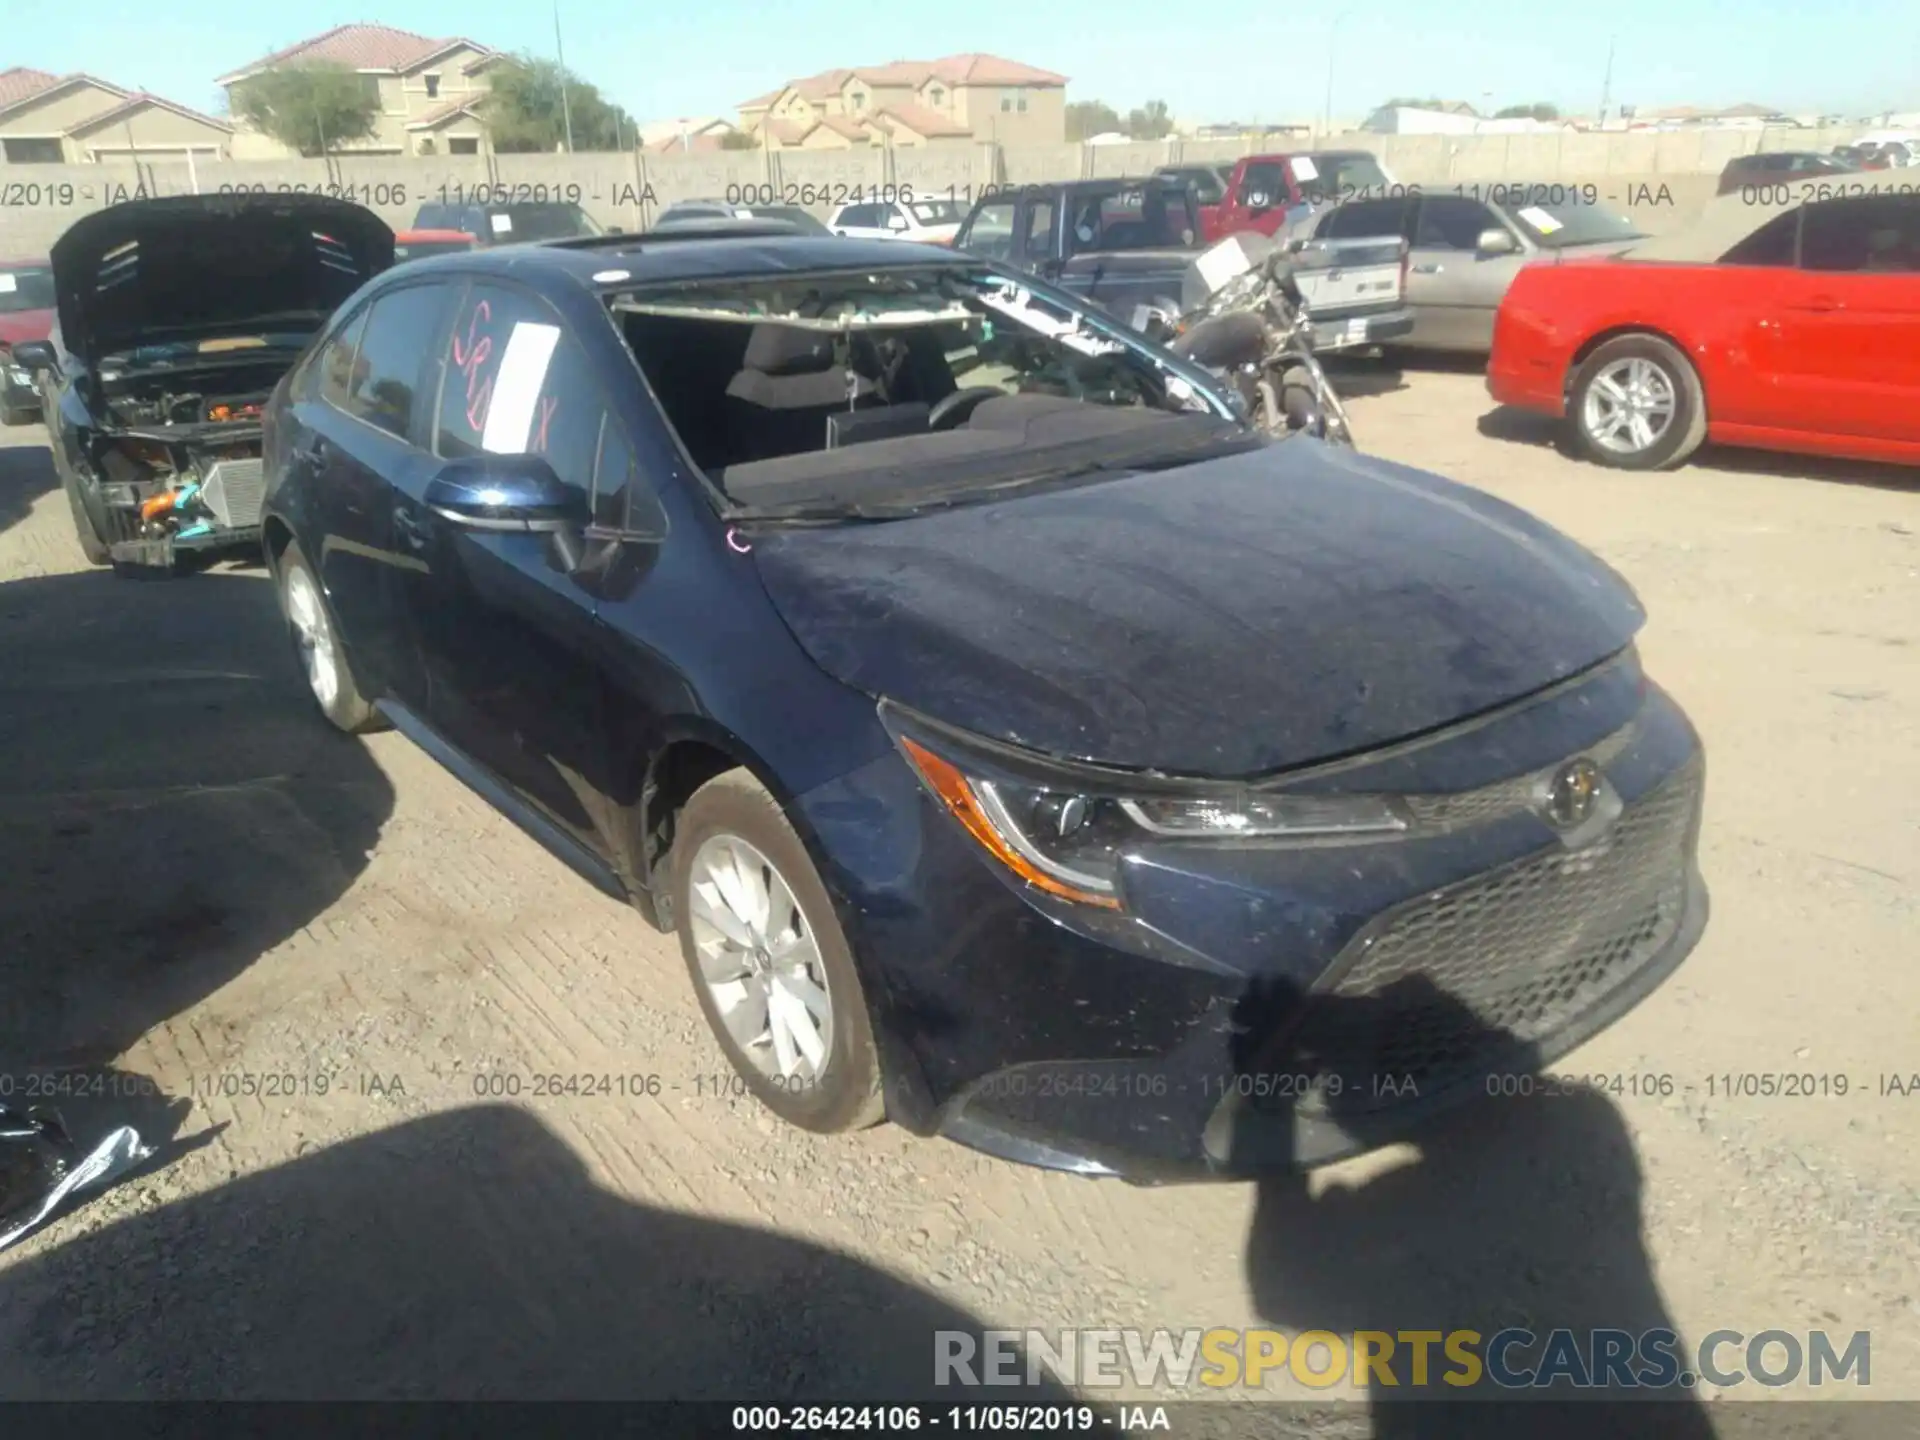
[{"left": 742, "top": 324, "right": 836, "bottom": 376}]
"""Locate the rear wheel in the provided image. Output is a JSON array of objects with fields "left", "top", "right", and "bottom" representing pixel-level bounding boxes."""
[
  {"left": 1568, "top": 334, "right": 1707, "bottom": 470},
  {"left": 671, "top": 770, "right": 885, "bottom": 1134},
  {"left": 274, "top": 541, "right": 382, "bottom": 733}
]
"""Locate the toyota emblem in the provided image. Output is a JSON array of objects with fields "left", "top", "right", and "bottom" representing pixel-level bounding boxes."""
[{"left": 1544, "top": 758, "right": 1603, "bottom": 829}]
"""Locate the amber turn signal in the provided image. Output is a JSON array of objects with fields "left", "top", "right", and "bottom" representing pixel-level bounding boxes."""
[{"left": 898, "top": 736, "right": 1122, "bottom": 909}]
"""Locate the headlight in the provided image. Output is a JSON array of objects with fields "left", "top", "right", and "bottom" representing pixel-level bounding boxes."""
[{"left": 893, "top": 721, "right": 1410, "bottom": 911}]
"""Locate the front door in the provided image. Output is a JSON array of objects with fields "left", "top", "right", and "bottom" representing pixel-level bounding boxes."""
[
  {"left": 410, "top": 279, "right": 625, "bottom": 857},
  {"left": 1407, "top": 196, "right": 1526, "bottom": 351},
  {"left": 1767, "top": 194, "right": 1920, "bottom": 442}
]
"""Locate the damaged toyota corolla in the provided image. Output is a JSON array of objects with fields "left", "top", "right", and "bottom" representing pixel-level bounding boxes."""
[
  {"left": 39, "top": 193, "right": 392, "bottom": 575},
  {"left": 261, "top": 226, "right": 1708, "bottom": 1180}
]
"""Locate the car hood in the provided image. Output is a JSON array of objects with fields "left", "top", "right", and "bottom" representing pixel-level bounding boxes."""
[
  {"left": 50, "top": 193, "right": 393, "bottom": 363},
  {"left": 751, "top": 442, "right": 1645, "bottom": 776},
  {"left": 0, "top": 308, "right": 54, "bottom": 348}
]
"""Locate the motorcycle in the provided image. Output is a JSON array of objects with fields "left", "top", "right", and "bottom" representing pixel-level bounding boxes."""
[{"left": 1142, "top": 249, "right": 1355, "bottom": 447}]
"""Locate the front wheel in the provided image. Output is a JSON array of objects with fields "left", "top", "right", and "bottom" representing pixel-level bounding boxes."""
[
  {"left": 1568, "top": 334, "right": 1706, "bottom": 470},
  {"left": 671, "top": 770, "right": 885, "bottom": 1134}
]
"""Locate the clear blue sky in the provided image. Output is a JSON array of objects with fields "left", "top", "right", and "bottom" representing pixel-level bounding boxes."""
[{"left": 36, "top": 0, "right": 1920, "bottom": 125}]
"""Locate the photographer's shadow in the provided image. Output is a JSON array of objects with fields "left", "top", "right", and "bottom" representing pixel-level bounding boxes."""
[{"left": 1228, "top": 975, "right": 1716, "bottom": 1439}]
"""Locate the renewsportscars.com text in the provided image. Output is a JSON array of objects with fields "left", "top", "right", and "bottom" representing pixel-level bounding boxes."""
[{"left": 935, "top": 1327, "right": 1871, "bottom": 1391}]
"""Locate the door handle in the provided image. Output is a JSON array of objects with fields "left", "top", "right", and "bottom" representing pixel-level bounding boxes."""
[
  {"left": 1411, "top": 263, "right": 1444, "bottom": 274},
  {"left": 393, "top": 507, "right": 427, "bottom": 551},
  {"left": 1794, "top": 294, "right": 1844, "bottom": 313}
]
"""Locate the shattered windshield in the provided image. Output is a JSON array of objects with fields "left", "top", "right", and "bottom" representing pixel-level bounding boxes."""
[{"left": 613, "top": 265, "right": 1247, "bottom": 519}]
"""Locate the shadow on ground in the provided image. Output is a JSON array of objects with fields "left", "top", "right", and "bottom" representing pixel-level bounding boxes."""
[
  {"left": 0, "top": 567, "right": 393, "bottom": 1073},
  {"left": 1477, "top": 404, "right": 1920, "bottom": 493},
  {"left": 0, "top": 1104, "right": 1083, "bottom": 1403},
  {"left": 0, "top": 441, "right": 59, "bottom": 542},
  {"left": 1235, "top": 979, "right": 1717, "bottom": 1438}
]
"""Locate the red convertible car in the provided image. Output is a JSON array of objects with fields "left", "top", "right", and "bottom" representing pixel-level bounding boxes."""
[{"left": 1488, "top": 176, "right": 1920, "bottom": 469}]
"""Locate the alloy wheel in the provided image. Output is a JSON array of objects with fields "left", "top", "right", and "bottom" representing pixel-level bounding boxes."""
[
  {"left": 686, "top": 832, "right": 836, "bottom": 1082},
  {"left": 283, "top": 565, "right": 340, "bottom": 712},
  {"left": 1581, "top": 356, "right": 1677, "bottom": 456}
]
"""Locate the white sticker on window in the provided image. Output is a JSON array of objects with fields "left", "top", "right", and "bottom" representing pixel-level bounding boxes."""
[
  {"left": 0, "top": 275, "right": 16, "bottom": 294},
  {"left": 490, "top": 213, "right": 513, "bottom": 234},
  {"left": 1518, "top": 206, "right": 1562, "bottom": 233},
  {"left": 1290, "top": 156, "right": 1319, "bottom": 182},
  {"left": 481, "top": 321, "right": 561, "bottom": 453}
]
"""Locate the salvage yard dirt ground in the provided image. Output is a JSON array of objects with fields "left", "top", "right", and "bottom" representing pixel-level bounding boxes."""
[{"left": 0, "top": 365, "right": 1915, "bottom": 1416}]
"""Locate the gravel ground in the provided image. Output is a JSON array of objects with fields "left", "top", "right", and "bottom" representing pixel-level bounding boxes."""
[{"left": 0, "top": 367, "right": 1915, "bottom": 1427}]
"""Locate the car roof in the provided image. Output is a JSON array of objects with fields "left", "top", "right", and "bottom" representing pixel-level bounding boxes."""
[
  {"left": 395, "top": 228, "right": 476, "bottom": 242},
  {"left": 389, "top": 232, "right": 962, "bottom": 291}
]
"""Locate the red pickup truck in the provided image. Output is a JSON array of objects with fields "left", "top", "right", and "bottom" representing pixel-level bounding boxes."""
[{"left": 1200, "top": 150, "right": 1403, "bottom": 243}]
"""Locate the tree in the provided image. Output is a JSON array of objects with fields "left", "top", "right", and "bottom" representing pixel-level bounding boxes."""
[
  {"left": 1125, "top": 99, "right": 1174, "bottom": 140},
  {"left": 1495, "top": 102, "right": 1561, "bottom": 121},
  {"left": 718, "top": 129, "right": 759, "bottom": 150},
  {"left": 1383, "top": 96, "right": 1450, "bottom": 110},
  {"left": 1066, "top": 100, "right": 1122, "bottom": 141},
  {"left": 231, "top": 61, "right": 380, "bottom": 157},
  {"left": 485, "top": 55, "right": 635, "bottom": 152}
]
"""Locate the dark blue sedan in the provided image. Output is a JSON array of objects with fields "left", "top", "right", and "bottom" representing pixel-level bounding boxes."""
[{"left": 258, "top": 224, "right": 1708, "bottom": 1180}]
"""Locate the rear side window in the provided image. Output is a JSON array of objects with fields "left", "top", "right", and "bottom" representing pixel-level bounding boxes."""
[
  {"left": 316, "top": 305, "right": 369, "bottom": 410},
  {"left": 1721, "top": 210, "right": 1798, "bottom": 266},
  {"left": 1320, "top": 197, "right": 1412, "bottom": 240},
  {"left": 343, "top": 283, "right": 453, "bottom": 439}
]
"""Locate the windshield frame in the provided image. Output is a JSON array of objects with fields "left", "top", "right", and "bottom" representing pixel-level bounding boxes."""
[{"left": 602, "top": 259, "right": 1245, "bottom": 525}]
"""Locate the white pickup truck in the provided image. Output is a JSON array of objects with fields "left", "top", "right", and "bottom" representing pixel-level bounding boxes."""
[{"left": 1176, "top": 228, "right": 1413, "bottom": 352}]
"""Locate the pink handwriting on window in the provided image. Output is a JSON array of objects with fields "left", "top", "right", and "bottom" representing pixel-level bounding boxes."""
[
  {"left": 450, "top": 299, "right": 494, "bottom": 434},
  {"left": 531, "top": 394, "right": 557, "bottom": 452}
]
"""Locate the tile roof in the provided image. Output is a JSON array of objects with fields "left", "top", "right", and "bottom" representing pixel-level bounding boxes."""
[
  {"left": 739, "top": 53, "right": 1066, "bottom": 109},
  {"left": 0, "top": 67, "right": 58, "bottom": 108},
  {"left": 0, "top": 70, "right": 128, "bottom": 120},
  {"left": 870, "top": 101, "right": 970, "bottom": 139},
  {"left": 218, "top": 25, "right": 493, "bottom": 84},
  {"left": 405, "top": 96, "right": 488, "bottom": 129},
  {"left": 67, "top": 92, "right": 234, "bottom": 135},
  {"left": 645, "top": 131, "right": 734, "bottom": 154}
]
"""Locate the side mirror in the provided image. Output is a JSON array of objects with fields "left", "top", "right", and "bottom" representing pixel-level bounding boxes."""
[
  {"left": 425, "top": 453, "right": 585, "bottom": 533},
  {"left": 9, "top": 340, "right": 56, "bottom": 374},
  {"left": 1477, "top": 227, "right": 1519, "bottom": 255}
]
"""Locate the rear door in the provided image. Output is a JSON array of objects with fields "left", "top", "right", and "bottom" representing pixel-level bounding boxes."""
[
  {"left": 1407, "top": 195, "right": 1528, "bottom": 350},
  {"left": 315, "top": 279, "right": 460, "bottom": 711},
  {"left": 1767, "top": 194, "right": 1920, "bottom": 441},
  {"left": 1058, "top": 185, "right": 1196, "bottom": 318},
  {"left": 414, "top": 279, "right": 630, "bottom": 855}
]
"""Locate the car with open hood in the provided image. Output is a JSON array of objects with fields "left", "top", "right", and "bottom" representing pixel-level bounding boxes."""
[
  {"left": 28, "top": 192, "right": 392, "bottom": 573},
  {"left": 0, "top": 258, "right": 57, "bottom": 427},
  {"left": 1489, "top": 174, "right": 1920, "bottom": 470},
  {"left": 257, "top": 225, "right": 1708, "bottom": 1179}
]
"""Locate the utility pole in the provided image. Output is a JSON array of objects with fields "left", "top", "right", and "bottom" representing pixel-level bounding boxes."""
[
  {"left": 1598, "top": 36, "right": 1615, "bottom": 127},
  {"left": 554, "top": 2, "right": 576, "bottom": 152},
  {"left": 1322, "top": 14, "right": 1346, "bottom": 139}
]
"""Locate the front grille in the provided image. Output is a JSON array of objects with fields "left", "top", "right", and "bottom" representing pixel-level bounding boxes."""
[
  {"left": 198, "top": 457, "right": 266, "bottom": 529},
  {"left": 1273, "top": 754, "right": 1701, "bottom": 1117}
]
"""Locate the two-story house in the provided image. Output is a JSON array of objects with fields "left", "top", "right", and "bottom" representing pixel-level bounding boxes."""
[
  {"left": 0, "top": 66, "right": 234, "bottom": 164},
  {"left": 217, "top": 24, "right": 506, "bottom": 158},
  {"left": 737, "top": 54, "right": 1067, "bottom": 150}
]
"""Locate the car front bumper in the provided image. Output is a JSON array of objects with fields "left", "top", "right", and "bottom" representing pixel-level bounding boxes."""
[{"left": 799, "top": 657, "right": 1708, "bottom": 1182}]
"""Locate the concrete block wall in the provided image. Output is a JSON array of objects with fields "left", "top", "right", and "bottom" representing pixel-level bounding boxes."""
[{"left": 0, "top": 123, "right": 1879, "bottom": 256}]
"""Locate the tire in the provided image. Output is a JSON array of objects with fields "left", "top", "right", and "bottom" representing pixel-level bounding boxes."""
[
  {"left": 60, "top": 466, "right": 111, "bottom": 567},
  {"left": 671, "top": 769, "right": 885, "bottom": 1134},
  {"left": 1279, "top": 364, "right": 1321, "bottom": 434},
  {"left": 1568, "top": 333, "right": 1707, "bottom": 471},
  {"left": 273, "top": 540, "right": 383, "bottom": 734}
]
